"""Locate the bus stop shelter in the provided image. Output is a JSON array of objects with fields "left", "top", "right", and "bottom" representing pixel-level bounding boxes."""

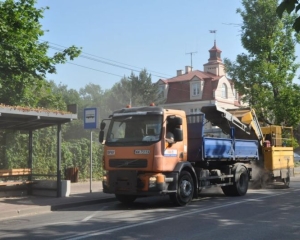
[{"left": 0, "top": 104, "right": 78, "bottom": 197}]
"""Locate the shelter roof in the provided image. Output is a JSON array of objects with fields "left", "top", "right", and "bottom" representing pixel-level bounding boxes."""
[{"left": 0, "top": 104, "right": 77, "bottom": 130}]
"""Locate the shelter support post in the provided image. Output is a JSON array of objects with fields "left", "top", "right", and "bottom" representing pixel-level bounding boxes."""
[
  {"left": 28, "top": 130, "right": 33, "bottom": 181},
  {"left": 57, "top": 124, "right": 62, "bottom": 197},
  {"left": 28, "top": 130, "right": 33, "bottom": 194}
]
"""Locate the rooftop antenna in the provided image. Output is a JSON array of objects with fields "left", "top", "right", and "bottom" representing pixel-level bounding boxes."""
[{"left": 185, "top": 51, "right": 197, "bottom": 69}]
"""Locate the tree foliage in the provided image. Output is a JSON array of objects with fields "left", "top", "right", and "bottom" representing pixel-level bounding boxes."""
[
  {"left": 79, "top": 83, "right": 110, "bottom": 119},
  {"left": 224, "top": 0, "right": 300, "bottom": 127},
  {"left": 0, "top": 0, "right": 81, "bottom": 106},
  {"left": 106, "top": 69, "right": 163, "bottom": 112},
  {"left": 34, "top": 80, "right": 67, "bottom": 110},
  {"left": 277, "top": 0, "right": 300, "bottom": 32}
]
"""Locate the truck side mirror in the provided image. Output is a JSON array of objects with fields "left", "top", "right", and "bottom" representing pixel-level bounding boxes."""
[
  {"left": 173, "top": 117, "right": 182, "bottom": 126},
  {"left": 99, "top": 121, "right": 106, "bottom": 144},
  {"left": 167, "top": 116, "right": 182, "bottom": 126},
  {"left": 98, "top": 119, "right": 111, "bottom": 144},
  {"left": 99, "top": 130, "right": 104, "bottom": 144},
  {"left": 100, "top": 122, "right": 106, "bottom": 130},
  {"left": 173, "top": 128, "right": 183, "bottom": 142}
]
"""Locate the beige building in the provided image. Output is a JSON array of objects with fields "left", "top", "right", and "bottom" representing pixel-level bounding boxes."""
[{"left": 157, "top": 41, "right": 244, "bottom": 136}]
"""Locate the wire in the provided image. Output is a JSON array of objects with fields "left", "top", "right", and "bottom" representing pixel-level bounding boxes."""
[
  {"left": 66, "top": 62, "right": 124, "bottom": 77},
  {"left": 49, "top": 45, "right": 169, "bottom": 78},
  {"left": 45, "top": 41, "right": 142, "bottom": 71},
  {"left": 40, "top": 40, "right": 172, "bottom": 78}
]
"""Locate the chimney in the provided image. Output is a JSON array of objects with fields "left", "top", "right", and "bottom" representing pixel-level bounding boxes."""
[
  {"left": 177, "top": 70, "right": 183, "bottom": 76},
  {"left": 185, "top": 66, "right": 192, "bottom": 74}
]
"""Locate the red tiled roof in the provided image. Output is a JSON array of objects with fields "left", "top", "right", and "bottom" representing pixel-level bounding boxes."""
[
  {"left": 165, "top": 81, "right": 190, "bottom": 103},
  {"left": 165, "top": 70, "right": 220, "bottom": 82},
  {"left": 157, "top": 79, "right": 168, "bottom": 84},
  {"left": 163, "top": 70, "right": 222, "bottom": 104}
]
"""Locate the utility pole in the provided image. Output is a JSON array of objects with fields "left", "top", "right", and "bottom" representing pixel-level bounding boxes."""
[{"left": 186, "top": 51, "right": 197, "bottom": 69}]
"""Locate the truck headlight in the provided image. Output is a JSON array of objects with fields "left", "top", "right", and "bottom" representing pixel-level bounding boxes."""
[
  {"left": 149, "top": 176, "right": 157, "bottom": 188},
  {"left": 103, "top": 171, "right": 109, "bottom": 186}
]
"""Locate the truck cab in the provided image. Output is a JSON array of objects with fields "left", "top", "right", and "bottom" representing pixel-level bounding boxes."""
[{"left": 99, "top": 106, "right": 191, "bottom": 204}]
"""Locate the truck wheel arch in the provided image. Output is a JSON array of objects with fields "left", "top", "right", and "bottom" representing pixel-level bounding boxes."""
[{"left": 173, "top": 162, "right": 199, "bottom": 198}]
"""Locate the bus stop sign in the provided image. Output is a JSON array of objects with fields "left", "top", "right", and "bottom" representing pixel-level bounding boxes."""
[{"left": 84, "top": 108, "right": 99, "bottom": 129}]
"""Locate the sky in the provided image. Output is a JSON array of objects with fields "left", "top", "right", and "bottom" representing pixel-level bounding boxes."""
[{"left": 34, "top": 1, "right": 263, "bottom": 91}]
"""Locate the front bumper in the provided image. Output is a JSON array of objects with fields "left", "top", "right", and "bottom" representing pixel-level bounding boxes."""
[{"left": 102, "top": 170, "right": 178, "bottom": 196}]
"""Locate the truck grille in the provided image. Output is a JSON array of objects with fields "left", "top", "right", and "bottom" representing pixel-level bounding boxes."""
[{"left": 109, "top": 159, "right": 147, "bottom": 168}]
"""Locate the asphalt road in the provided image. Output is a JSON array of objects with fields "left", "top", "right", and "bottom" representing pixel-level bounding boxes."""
[{"left": 1, "top": 177, "right": 300, "bottom": 240}]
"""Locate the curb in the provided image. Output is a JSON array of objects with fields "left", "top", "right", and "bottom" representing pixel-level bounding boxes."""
[
  {"left": 0, "top": 197, "right": 116, "bottom": 221},
  {"left": 51, "top": 197, "right": 116, "bottom": 211},
  {"left": 0, "top": 205, "right": 52, "bottom": 221}
]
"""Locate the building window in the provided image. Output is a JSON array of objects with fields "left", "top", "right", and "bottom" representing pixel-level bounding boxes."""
[
  {"left": 222, "top": 83, "right": 228, "bottom": 98},
  {"left": 192, "top": 82, "right": 200, "bottom": 96},
  {"left": 158, "top": 85, "right": 165, "bottom": 98}
]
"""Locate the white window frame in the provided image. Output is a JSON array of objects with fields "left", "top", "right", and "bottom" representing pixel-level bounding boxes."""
[
  {"left": 222, "top": 83, "right": 228, "bottom": 99},
  {"left": 192, "top": 82, "right": 200, "bottom": 96},
  {"left": 158, "top": 85, "right": 165, "bottom": 98}
]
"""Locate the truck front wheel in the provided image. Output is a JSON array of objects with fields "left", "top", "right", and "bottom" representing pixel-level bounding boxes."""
[
  {"left": 170, "top": 170, "right": 194, "bottom": 206},
  {"left": 115, "top": 194, "right": 137, "bottom": 204}
]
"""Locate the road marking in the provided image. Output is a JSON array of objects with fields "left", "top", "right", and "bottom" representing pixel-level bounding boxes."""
[
  {"left": 82, "top": 206, "right": 109, "bottom": 222},
  {"left": 61, "top": 191, "right": 291, "bottom": 240}
]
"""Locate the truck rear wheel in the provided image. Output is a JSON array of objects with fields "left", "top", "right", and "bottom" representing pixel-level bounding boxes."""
[
  {"left": 222, "top": 166, "right": 249, "bottom": 196},
  {"left": 170, "top": 170, "right": 194, "bottom": 206},
  {"left": 115, "top": 194, "right": 137, "bottom": 204}
]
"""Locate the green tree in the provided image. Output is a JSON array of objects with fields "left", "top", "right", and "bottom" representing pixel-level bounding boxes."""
[
  {"left": 224, "top": 0, "right": 300, "bottom": 127},
  {"left": 0, "top": 0, "right": 81, "bottom": 106},
  {"left": 277, "top": 0, "right": 300, "bottom": 32},
  {"left": 50, "top": 81, "right": 81, "bottom": 107},
  {"left": 106, "top": 69, "right": 163, "bottom": 112},
  {"left": 34, "top": 81, "right": 67, "bottom": 110},
  {"left": 79, "top": 83, "right": 108, "bottom": 119}
]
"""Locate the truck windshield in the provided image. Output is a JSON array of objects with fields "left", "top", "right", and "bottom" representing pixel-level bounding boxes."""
[{"left": 106, "top": 114, "right": 162, "bottom": 144}]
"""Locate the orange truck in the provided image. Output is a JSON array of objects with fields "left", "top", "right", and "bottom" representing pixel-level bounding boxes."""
[{"left": 99, "top": 105, "right": 293, "bottom": 206}]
